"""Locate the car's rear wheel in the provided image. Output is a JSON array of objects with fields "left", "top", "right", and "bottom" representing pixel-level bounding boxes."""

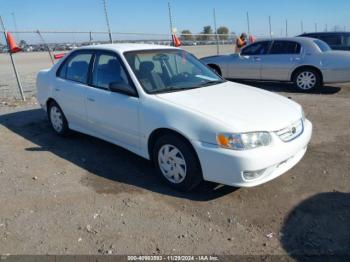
[
  {"left": 48, "top": 101, "right": 69, "bottom": 135},
  {"left": 153, "top": 134, "right": 203, "bottom": 192},
  {"left": 293, "top": 68, "right": 321, "bottom": 92}
]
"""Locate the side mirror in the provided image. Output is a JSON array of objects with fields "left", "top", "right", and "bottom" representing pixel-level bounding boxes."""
[{"left": 109, "top": 82, "right": 137, "bottom": 97}]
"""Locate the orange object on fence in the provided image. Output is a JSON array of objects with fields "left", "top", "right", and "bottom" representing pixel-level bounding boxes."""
[
  {"left": 6, "top": 32, "right": 21, "bottom": 53},
  {"left": 172, "top": 34, "right": 181, "bottom": 47},
  {"left": 54, "top": 53, "right": 66, "bottom": 60}
]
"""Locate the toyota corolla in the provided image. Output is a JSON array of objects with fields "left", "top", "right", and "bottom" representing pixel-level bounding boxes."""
[{"left": 36, "top": 44, "right": 312, "bottom": 191}]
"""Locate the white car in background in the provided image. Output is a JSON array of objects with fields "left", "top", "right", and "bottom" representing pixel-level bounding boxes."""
[
  {"left": 36, "top": 44, "right": 312, "bottom": 191},
  {"left": 201, "top": 37, "right": 350, "bottom": 92}
]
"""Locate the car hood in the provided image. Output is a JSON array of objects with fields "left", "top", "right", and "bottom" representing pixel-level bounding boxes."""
[{"left": 156, "top": 81, "right": 302, "bottom": 132}]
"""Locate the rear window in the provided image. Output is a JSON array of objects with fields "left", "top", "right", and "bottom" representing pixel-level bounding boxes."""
[
  {"left": 270, "top": 41, "right": 301, "bottom": 54},
  {"left": 313, "top": 40, "right": 331, "bottom": 52}
]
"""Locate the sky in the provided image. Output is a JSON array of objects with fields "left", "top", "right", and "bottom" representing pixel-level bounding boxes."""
[{"left": 0, "top": 0, "right": 349, "bottom": 43}]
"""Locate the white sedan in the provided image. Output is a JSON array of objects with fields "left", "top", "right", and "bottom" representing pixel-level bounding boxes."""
[{"left": 36, "top": 44, "right": 312, "bottom": 191}]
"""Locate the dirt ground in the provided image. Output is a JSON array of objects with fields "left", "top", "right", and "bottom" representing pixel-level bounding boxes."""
[{"left": 0, "top": 52, "right": 349, "bottom": 257}]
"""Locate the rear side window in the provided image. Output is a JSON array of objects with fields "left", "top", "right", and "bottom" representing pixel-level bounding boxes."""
[
  {"left": 270, "top": 41, "right": 301, "bottom": 54},
  {"left": 241, "top": 41, "right": 271, "bottom": 55},
  {"left": 314, "top": 40, "right": 331, "bottom": 52},
  {"left": 58, "top": 52, "right": 93, "bottom": 84}
]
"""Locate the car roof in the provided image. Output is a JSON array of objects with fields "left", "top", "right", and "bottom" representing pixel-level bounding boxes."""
[
  {"left": 300, "top": 31, "right": 350, "bottom": 35},
  {"left": 75, "top": 43, "right": 178, "bottom": 53},
  {"left": 254, "top": 37, "right": 317, "bottom": 43}
]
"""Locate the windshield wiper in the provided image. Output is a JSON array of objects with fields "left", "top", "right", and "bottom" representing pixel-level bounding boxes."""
[
  {"left": 198, "top": 80, "right": 226, "bottom": 87},
  {"left": 150, "top": 85, "right": 201, "bottom": 94},
  {"left": 149, "top": 80, "right": 226, "bottom": 94}
]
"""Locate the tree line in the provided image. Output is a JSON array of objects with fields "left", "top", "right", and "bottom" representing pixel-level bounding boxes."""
[{"left": 180, "top": 26, "right": 232, "bottom": 41}]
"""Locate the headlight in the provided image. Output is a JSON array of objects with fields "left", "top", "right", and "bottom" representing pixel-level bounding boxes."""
[{"left": 217, "top": 132, "right": 271, "bottom": 150}]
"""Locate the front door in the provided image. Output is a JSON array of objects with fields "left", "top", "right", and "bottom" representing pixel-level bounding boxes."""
[
  {"left": 85, "top": 51, "right": 140, "bottom": 150},
  {"left": 228, "top": 41, "right": 271, "bottom": 79}
]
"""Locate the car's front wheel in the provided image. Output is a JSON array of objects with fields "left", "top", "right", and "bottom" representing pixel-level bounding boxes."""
[
  {"left": 48, "top": 101, "right": 69, "bottom": 135},
  {"left": 293, "top": 68, "right": 321, "bottom": 92},
  {"left": 153, "top": 134, "right": 203, "bottom": 192}
]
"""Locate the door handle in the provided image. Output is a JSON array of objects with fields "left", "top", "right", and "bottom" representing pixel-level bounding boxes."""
[
  {"left": 87, "top": 97, "right": 95, "bottom": 102},
  {"left": 54, "top": 88, "right": 60, "bottom": 92},
  {"left": 253, "top": 57, "right": 261, "bottom": 62}
]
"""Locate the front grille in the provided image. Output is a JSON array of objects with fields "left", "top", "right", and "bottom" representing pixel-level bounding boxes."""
[{"left": 276, "top": 119, "right": 304, "bottom": 142}]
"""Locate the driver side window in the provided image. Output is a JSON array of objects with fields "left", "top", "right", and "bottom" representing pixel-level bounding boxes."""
[
  {"left": 241, "top": 41, "right": 271, "bottom": 56},
  {"left": 92, "top": 53, "right": 131, "bottom": 90}
]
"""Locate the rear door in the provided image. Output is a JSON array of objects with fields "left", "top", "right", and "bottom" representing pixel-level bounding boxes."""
[
  {"left": 54, "top": 50, "right": 93, "bottom": 129},
  {"left": 227, "top": 41, "right": 271, "bottom": 79},
  {"left": 260, "top": 40, "right": 302, "bottom": 81}
]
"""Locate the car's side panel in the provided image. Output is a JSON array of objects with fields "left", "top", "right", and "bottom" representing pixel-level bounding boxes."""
[
  {"left": 36, "top": 69, "right": 52, "bottom": 111},
  {"left": 52, "top": 78, "right": 88, "bottom": 130},
  {"left": 137, "top": 95, "right": 236, "bottom": 160},
  {"left": 260, "top": 54, "right": 303, "bottom": 81},
  {"left": 226, "top": 55, "right": 261, "bottom": 79},
  {"left": 84, "top": 86, "right": 141, "bottom": 150}
]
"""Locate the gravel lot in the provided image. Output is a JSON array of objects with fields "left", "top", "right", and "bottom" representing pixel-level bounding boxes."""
[{"left": 0, "top": 50, "right": 349, "bottom": 257}]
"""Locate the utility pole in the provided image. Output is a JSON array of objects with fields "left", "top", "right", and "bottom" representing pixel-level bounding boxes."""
[
  {"left": 168, "top": 2, "right": 174, "bottom": 45},
  {"left": 325, "top": 24, "right": 328, "bottom": 32},
  {"left": 37, "top": 30, "right": 54, "bottom": 64},
  {"left": 285, "top": 19, "right": 288, "bottom": 37},
  {"left": 213, "top": 8, "right": 219, "bottom": 55},
  {"left": 268, "top": 16, "right": 272, "bottom": 38},
  {"left": 315, "top": 23, "right": 318, "bottom": 32},
  {"left": 0, "top": 16, "right": 25, "bottom": 101},
  {"left": 246, "top": 12, "right": 250, "bottom": 36},
  {"left": 301, "top": 21, "right": 304, "bottom": 34},
  {"left": 102, "top": 0, "right": 113, "bottom": 43},
  {"left": 89, "top": 31, "right": 93, "bottom": 44}
]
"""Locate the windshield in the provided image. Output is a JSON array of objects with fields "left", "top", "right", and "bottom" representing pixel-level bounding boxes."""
[
  {"left": 314, "top": 39, "right": 331, "bottom": 52},
  {"left": 124, "top": 49, "right": 225, "bottom": 94}
]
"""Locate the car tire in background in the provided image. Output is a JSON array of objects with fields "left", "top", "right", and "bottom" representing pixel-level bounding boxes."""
[
  {"left": 293, "top": 68, "right": 322, "bottom": 92},
  {"left": 153, "top": 134, "right": 203, "bottom": 192},
  {"left": 48, "top": 101, "right": 70, "bottom": 136}
]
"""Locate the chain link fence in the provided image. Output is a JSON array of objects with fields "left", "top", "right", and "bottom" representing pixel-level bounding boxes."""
[{"left": 0, "top": 30, "right": 238, "bottom": 100}]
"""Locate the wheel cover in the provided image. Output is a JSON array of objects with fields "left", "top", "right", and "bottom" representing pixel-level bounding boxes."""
[
  {"left": 296, "top": 71, "right": 316, "bottom": 90},
  {"left": 158, "top": 144, "right": 187, "bottom": 184},
  {"left": 50, "top": 106, "right": 63, "bottom": 132}
]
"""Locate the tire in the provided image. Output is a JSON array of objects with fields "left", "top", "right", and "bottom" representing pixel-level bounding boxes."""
[
  {"left": 48, "top": 101, "right": 69, "bottom": 136},
  {"left": 153, "top": 134, "right": 203, "bottom": 192},
  {"left": 293, "top": 68, "right": 321, "bottom": 92}
]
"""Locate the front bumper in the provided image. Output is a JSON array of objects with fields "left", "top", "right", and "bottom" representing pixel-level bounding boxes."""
[{"left": 193, "top": 119, "right": 312, "bottom": 187}]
